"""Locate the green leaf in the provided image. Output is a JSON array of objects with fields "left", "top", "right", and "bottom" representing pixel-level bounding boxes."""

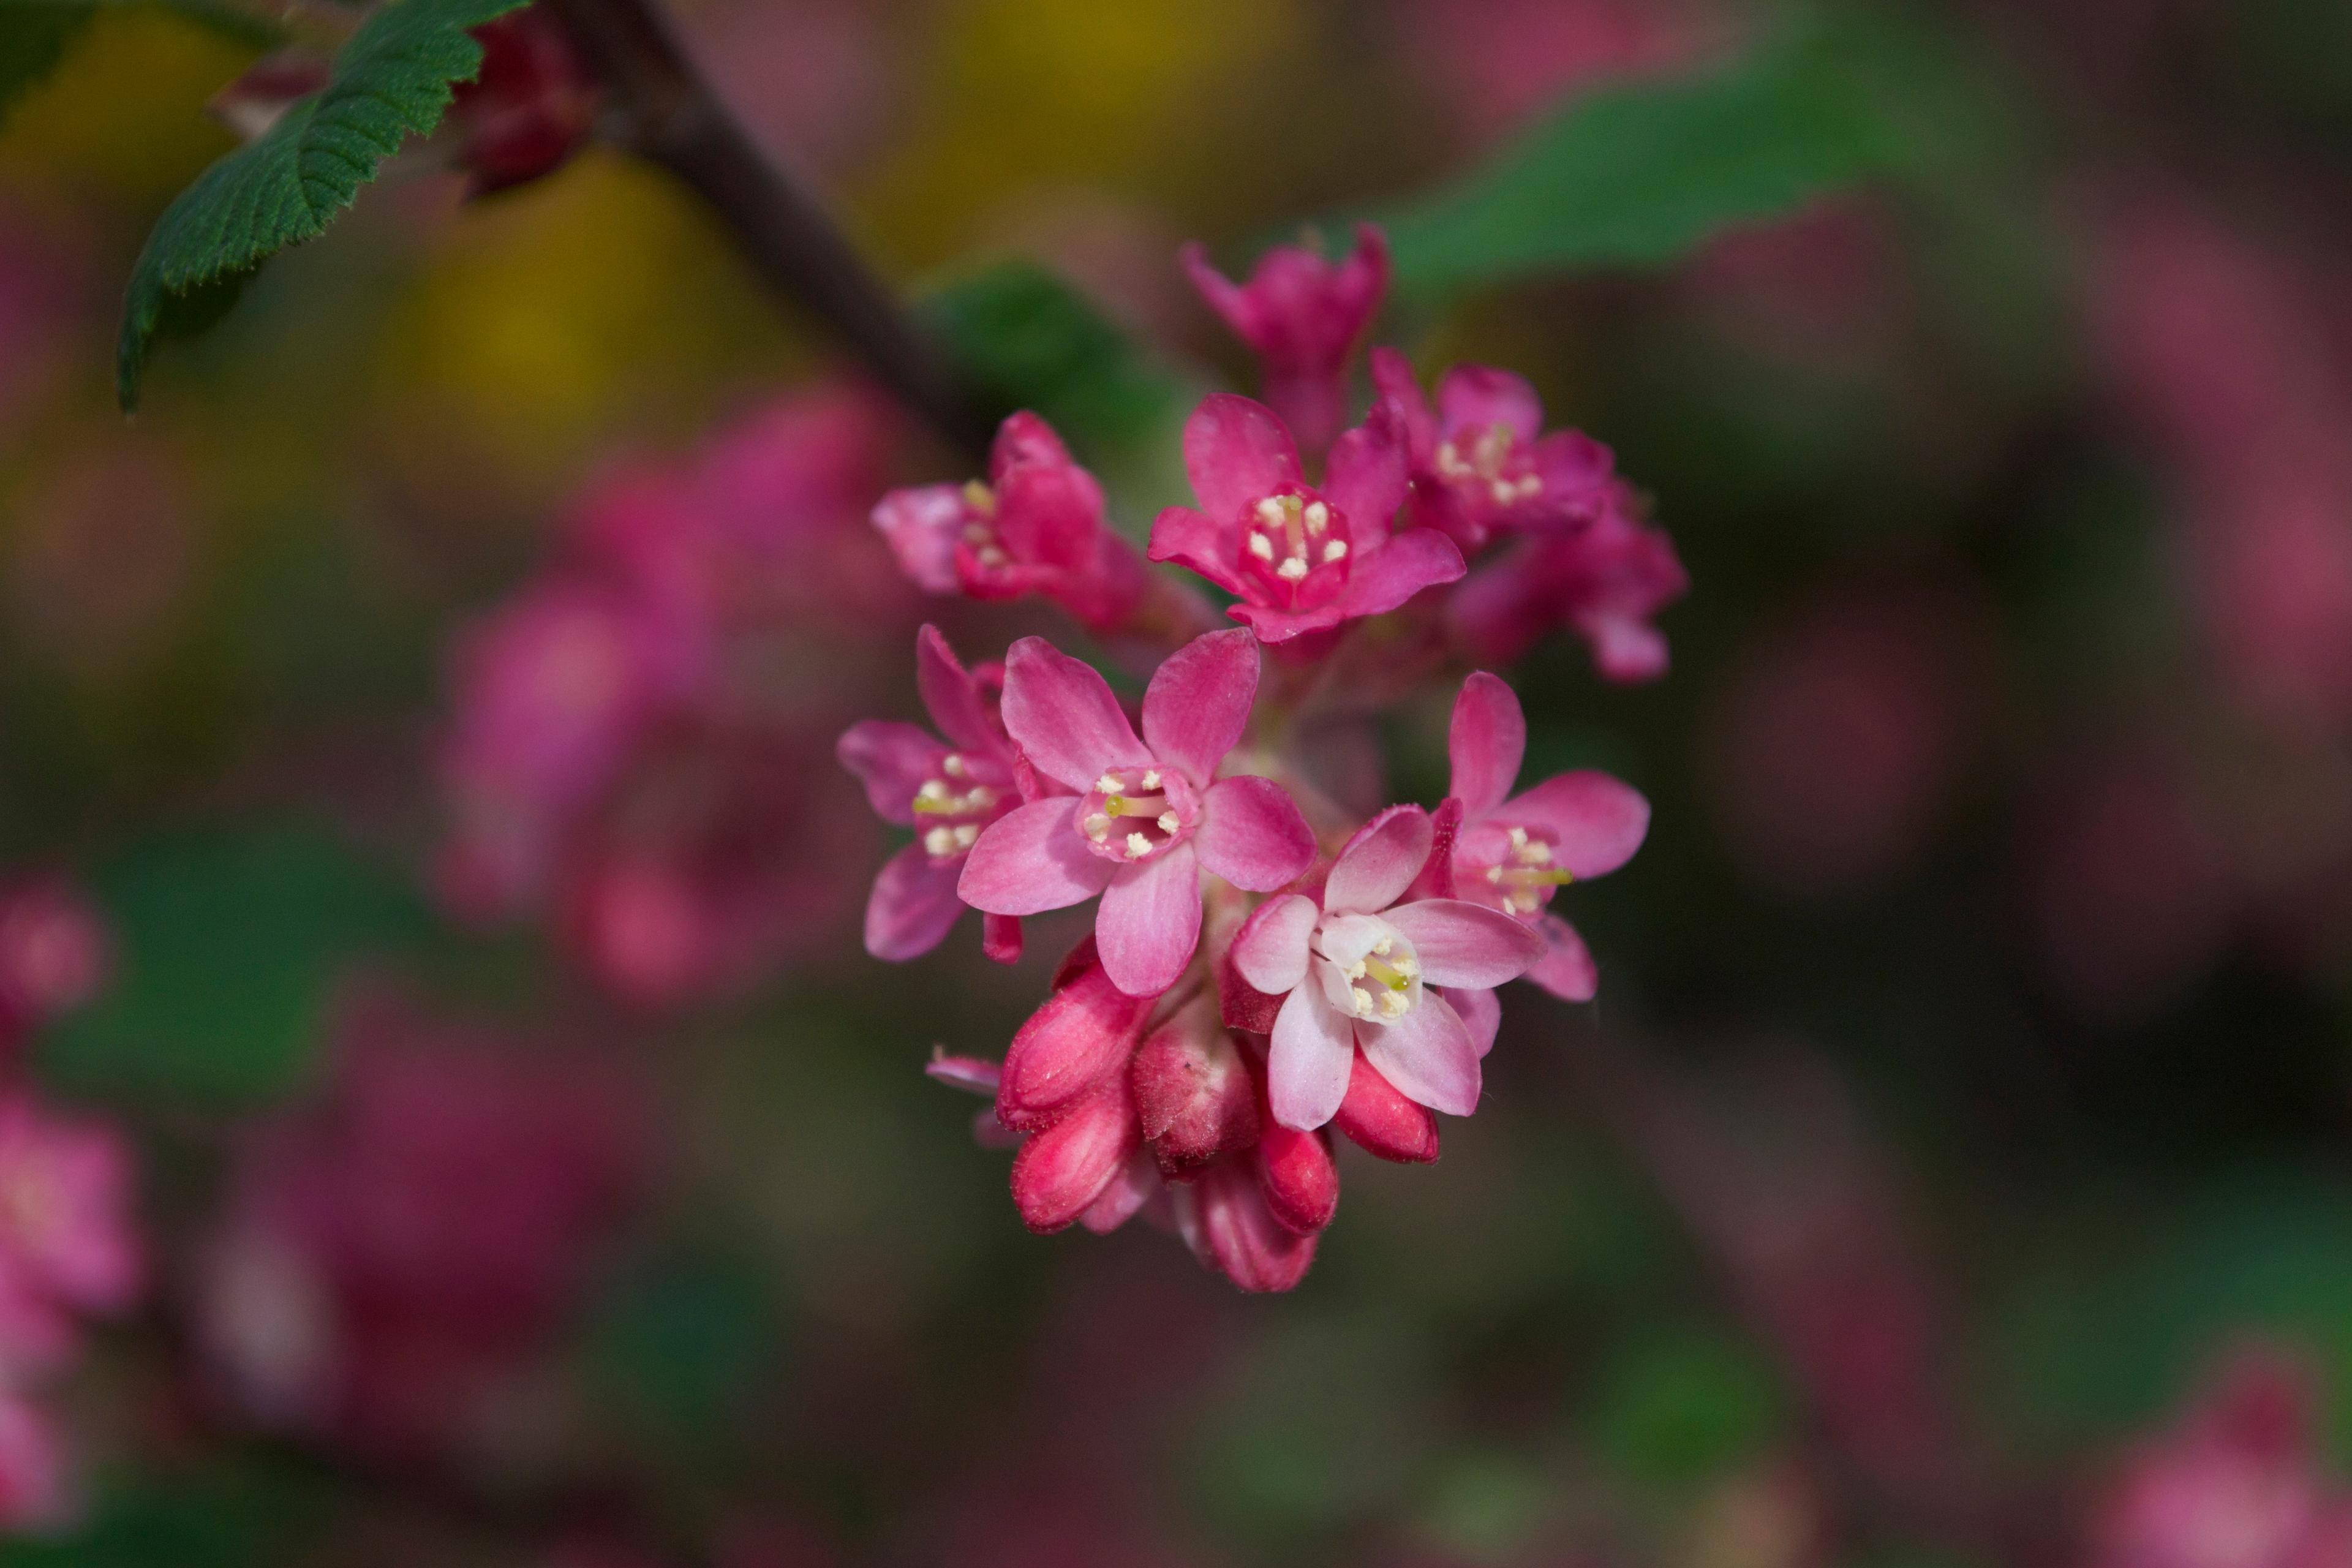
[
  {"left": 115, "top": 0, "right": 527, "bottom": 409},
  {"left": 1372, "top": 13, "right": 1917, "bottom": 303},
  {"left": 921, "top": 259, "right": 1187, "bottom": 461},
  {"left": 0, "top": 0, "right": 281, "bottom": 125},
  {"left": 39, "top": 821, "right": 430, "bottom": 1108}
]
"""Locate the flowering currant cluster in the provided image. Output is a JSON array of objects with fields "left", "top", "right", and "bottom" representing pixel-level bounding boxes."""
[{"left": 845, "top": 226, "right": 1682, "bottom": 1290}]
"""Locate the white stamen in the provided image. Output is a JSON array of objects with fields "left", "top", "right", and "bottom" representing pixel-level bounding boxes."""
[
  {"left": 1486, "top": 865, "right": 1504, "bottom": 883},
  {"left": 1521, "top": 840, "right": 1551, "bottom": 865},
  {"left": 1517, "top": 475, "right": 1544, "bottom": 499},
  {"left": 1507, "top": 826, "right": 1528, "bottom": 850},
  {"left": 952, "top": 824, "right": 979, "bottom": 849},
  {"left": 1378, "top": 989, "right": 1409, "bottom": 1019},
  {"left": 916, "top": 780, "right": 950, "bottom": 804},
  {"left": 1303, "top": 501, "right": 1329, "bottom": 533},
  {"left": 1248, "top": 532, "right": 1276, "bottom": 561},
  {"left": 1373, "top": 935, "right": 1393, "bottom": 956},
  {"left": 1125, "top": 832, "right": 1152, "bottom": 859},
  {"left": 976, "top": 546, "right": 1009, "bottom": 568},
  {"left": 1276, "top": 557, "right": 1308, "bottom": 581},
  {"left": 1084, "top": 813, "right": 1112, "bottom": 840},
  {"left": 922, "top": 827, "right": 956, "bottom": 856},
  {"left": 1255, "top": 497, "right": 1286, "bottom": 527},
  {"left": 1156, "top": 811, "right": 1180, "bottom": 834},
  {"left": 966, "top": 786, "right": 996, "bottom": 810},
  {"left": 1140, "top": 770, "right": 1161, "bottom": 789},
  {"left": 1490, "top": 480, "right": 1515, "bottom": 504},
  {"left": 1322, "top": 540, "right": 1348, "bottom": 563},
  {"left": 1095, "top": 774, "right": 1123, "bottom": 794},
  {"left": 941, "top": 755, "right": 967, "bottom": 777}
]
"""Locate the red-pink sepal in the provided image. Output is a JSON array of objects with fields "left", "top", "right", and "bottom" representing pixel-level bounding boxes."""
[
  {"left": 1009, "top": 1080, "right": 1140, "bottom": 1234},
  {"left": 1079, "top": 1145, "right": 1159, "bottom": 1235},
  {"left": 1255, "top": 1120, "right": 1339, "bottom": 1236},
  {"left": 981, "top": 913, "right": 1023, "bottom": 965},
  {"left": 1330, "top": 1050, "right": 1440, "bottom": 1164},
  {"left": 1130, "top": 993, "right": 1259, "bottom": 1178},
  {"left": 1180, "top": 1159, "right": 1317, "bottom": 1292},
  {"left": 997, "top": 943, "right": 1155, "bottom": 1133}
]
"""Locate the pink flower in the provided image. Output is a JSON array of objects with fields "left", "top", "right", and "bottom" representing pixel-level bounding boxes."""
[
  {"left": 0, "top": 879, "right": 107, "bottom": 1041},
  {"left": 960, "top": 631, "right": 1316, "bottom": 997},
  {"left": 870, "top": 412, "right": 1149, "bottom": 633},
  {"left": 1446, "top": 671, "right": 1649, "bottom": 1000},
  {"left": 1449, "top": 481, "right": 1687, "bottom": 677},
  {"left": 1232, "top": 804, "right": 1546, "bottom": 1130},
  {"left": 0, "top": 1390, "right": 70, "bottom": 1531},
  {"left": 838, "top": 626, "right": 1035, "bottom": 963},
  {"left": 1182, "top": 225, "right": 1389, "bottom": 456},
  {"left": 1149, "top": 395, "right": 1464, "bottom": 643},
  {"left": 1372, "top": 347, "right": 1616, "bottom": 551}
]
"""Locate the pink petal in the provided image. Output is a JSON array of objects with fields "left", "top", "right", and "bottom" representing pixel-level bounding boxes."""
[
  {"left": 1449, "top": 671, "right": 1526, "bottom": 818},
  {"left": 998, "top": 960, "right": 1154, "bottom": 1129},
  {"left": 993, "top": 456, "right": 1105, "bottom": 573},
  {"left": 1195, "top": 776, "right": 1316, "bottom": 892},
  {"left": 1534, "top": 428, "right": 1613, "bottom": 500},
  {"left": 1142, "top": 629, "right": 1259, "bottom": 784},
  {"left": 1256, "top": 1120, "right": 1338, "bottom": 1235},
  {"left": 1268, "top": 984, "right": 1355, "bottom": 1131},
  {"left": 957, "top": 798, "right": 1114, "bottom": 915},
  {"left": 1335, "top": 223, "right": 1390, "bottom": 322},
  {"left": 1228, "top": 599, "right": 1348, "bottom": 644},
  {"left": 1506, "top": 771, "right": 1650, "bottom": 877},
  {"left": 1525, "top": 913, "right": 1597, "bottom": 1001},
  {"left": 1000, "top": 636, "right": 1149, "bottom": 792},
  {"left": 1184, "top": 394, "right": 1300, "bottom": 522},
  {"left": 1370, "top": 345, "right": 1437, "bottom": 461},
  {"left": 1325, "top": 805, "right": 1434, "bottom": 914},
  {"left": 1447, "top": 986, "right": 1502, "bottom": 1058},
  {"left": 1180, "top": 242, "right": 1259, "bottom": 341},
  {"left": 870, "top": 484, "right": 963, "bottom": 593},
  {"left": 1381, "top": 898, "right": 1548, "bottom": 987},
  {"left": 1080, "top": 1145, "right": 1159, "bottom": 1234},
  {"left": 914, "top": 625, "right": 998, "bottom": 757},
  {"left": 1332, "top": 1050, "right": 1439, "bottom": 1163},
  {"left": 1335, "top": 527, "right": 1466, "bottom": 620},
  {"left": 988, "top": 410, "right": 1072, "bottom": 474},
  {"left": 1009, "top": 1082, "right": 1137, "bottom": 1233},
  {"left": 1322, "top": 411, "right": 1409, "bottom": 550},
  {"left": 1094, "top": 843, "right": 1202, "bottom": 997},
  {"left": 1148, "top": 505, "right": 1247, "bottom": 595},
  {"left": 1436, "top": 364, "right": 1542, "bottom": 443},
  {"left": 1188, "top": 1158, "right": 1317, "bottom": 1292},
  {"left": 863, "top": 843, "right": 967, "bottom": 961},
  {"left": 982, "top": 913, "right": 1023, "bottom": 964},
  {"left": 1357, "top": 992, "right": 1482, "bottom": 1117},
  {"left": 925, "top": 1050, "right": 1001, "bottom": 1095},
  {"left": 837, "top": 722, "right": 943, "bottom": 825},
  {"left": 1231, "top": 892, "right": 1319, "bottom": 995}
]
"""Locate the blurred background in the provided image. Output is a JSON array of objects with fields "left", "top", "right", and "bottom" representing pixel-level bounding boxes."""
[{"left": 3, "top": 0, "right": 2352, "bottom": 1562}]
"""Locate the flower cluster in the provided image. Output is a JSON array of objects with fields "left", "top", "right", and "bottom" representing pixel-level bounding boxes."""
[
  {"left": 848, "top": 228, "right": 1676, "bottom": 1289},
  {"left": 436, "top": 385, "right": 911, "bottom": 1007}
]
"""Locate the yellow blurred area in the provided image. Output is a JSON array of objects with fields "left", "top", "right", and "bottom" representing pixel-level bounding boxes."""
[
  {"left": 0, "top": 12, "right": 251, "bottom": 201},
  {"left": 861, "top": 0, "right": 1305, "bottom": 265}
]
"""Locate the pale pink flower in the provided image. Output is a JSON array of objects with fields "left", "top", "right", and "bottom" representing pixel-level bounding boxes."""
[
  {"left": 1149, "top": 395, "right": 1463, "bottom": 644},
  {"left": 1232, "top": 804, "right": 1546, "bottom": 1130},
  {"left": 959, "top": 631, "right": 1317, "bottom": 997},
  {"left": 839, "top": 626, "right": 1036, "bottom": 963},
  {"left": 1182, "top": 225, "right": 1389, "bottom": 455},
  {"left": 1372, "top": 347, "right": 1616, "bottom": 551},
  {"left": 871, "top": 412, "right": 1149, "bottom": 633},
  {"left": 1446, "top": 672, "right": 1648, "bottom": 1000},
  {"left": 1449, "top": 481, "right": 1687, "bottom": 677}
]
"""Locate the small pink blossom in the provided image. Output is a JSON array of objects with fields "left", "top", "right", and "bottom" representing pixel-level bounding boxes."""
[
  {"left": 1372, "top": 347, "right": 1616, "bottom": 552},
  {"left": 0, "top": 880, "right": 107, "bottom": 1044},
  {"left": 0, "top": 1095, "right": 141, "bottom": 1368},
  {"left": 1232, "top": 804, "right": 1546, "bottom": 1130},
  {"left": 1446, "top": 671, "right": 1648, "bottom": 1000},
  {"left": 960, "top": 630, "right": 1317, "bottom": 997},
  {"left": 0, "top": 1390, "right": 70, "bottom": 1532},
  {"left": 1149, "top": 395, "right": 1463, "bottom": 644},
  {"left": 839, "top": 626, "right": 1037, "bottom": 963},
  {"left": 871, "top": 412, "right": 1150, "bottom": 633},
  {"left": 1449, "top": 481, "right": 1687, "bottom": 677},
  {"left": 1182, "top": 225, "right": 1389, "bottom": 456}
]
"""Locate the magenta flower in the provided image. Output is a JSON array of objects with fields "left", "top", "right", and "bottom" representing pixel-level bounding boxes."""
[
  {"left": 1183, "top": 225, "right": 1389, "bottom": 454},
  {"left": 959, "top": 630, "right": 1316, "bottom": 997},
  {"left": 1372, "top": 346, "right": 1616, "bottom": 552},
  {"left": 1149, "top": 395, "right": 1464, "bottom": 644},
  {"left": 1449, "top": 480, "right": 1688, "bottom": 678},
  {"left": 0, "top": 1094, "right": 141, "bottom": 1368},
  {"left": 1446, "top": 672, "right": 1648, "bottom": 1001},
  {"left": 870, "top": 412, "right": 1148, "bottom": 633},
  {"left": 1232, "top": 805, "right": 1546, "bottom": 1130},
  {"left": 839, "top": 626, "right": 1036, "bottom": 963}
]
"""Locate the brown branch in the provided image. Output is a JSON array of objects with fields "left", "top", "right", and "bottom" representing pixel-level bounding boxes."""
[{"left": 540, "top": 0, "right": 998, "bottom": 464}]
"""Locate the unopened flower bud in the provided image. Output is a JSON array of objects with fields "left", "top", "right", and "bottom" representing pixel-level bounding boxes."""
[
  {"left": 996, "top": 944, "right": 1156, "bottom": 1134},
  {"left": 1008, "top": 1080, "right": 1139, "bottom": 1234},
  {"left": 1129, "top": 993, "right": 1259, "bottom": 1178},
  {"left": 1330, "top": 1050, "right": 1439, "bottom": 1164}
]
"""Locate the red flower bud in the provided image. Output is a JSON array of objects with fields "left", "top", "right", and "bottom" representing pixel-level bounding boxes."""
[
  {"left": 451, "top": 10, "right": 600, "bottom": 198},
  {"left": 1009, "top": 1080, "right": 1139, "bottom": 1234},
  {"left": 1129, "top": 993, "right": 1258, "bottom": 1178},
  {"left": 1182, "top": 1158, "right": 1316, "bottom": 1292},
  {"left": 1255, "top": 1120, "right": 1338, "bottom": 1235},
  {"left": 1330, "top": 1050, "right": 1439, "bottom": 1164},
  {"left": 996, "top": 946, "right": 1155, "bottom": 1133}
]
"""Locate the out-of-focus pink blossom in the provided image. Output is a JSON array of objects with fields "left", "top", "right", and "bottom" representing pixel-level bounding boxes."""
[
  {"left": 0, "top": 880, "right": 107, "bottom": 1049},
  {"left": 960, "top": 631, "right": 1316, "bottom": 997},
  {"left": 0, "top": 1390, "right": 70, "bottom": 1532},
  {"left": 872, "top": 413, "right": 1155, "bottom": 633},
  {"left": 840, "top": 626, "right": 1038, "bottom": 963},
  {"left": 0, "top": 1095, "right": 141, "bottom": 1372},
  {"left": 1393, "top": 0, "right": 1712, "bottom": 145},
  {"left": 449, "top": 9, "right": 601, "bottom": 197},
  {"left": 196, "top": 995, "right": 646, "bottom": 1460},
  {"left": 1183, "top": 226, "right": 1388, "bottom": 456},
  {"left": 1151, "top": 395, "right": 1463, "bottom": 644},
  {"left": 1449, "top": 481, "right": 1687, "bottom": 677},
  {"left": 1373, "top": 348, "right": 1616, "bottom": 552},
  {"left": 2089, "top": 1348, "right": 2352, "bottom": 1568},
  {"left": 1446, "top": 671, "right": 1648, "bottom": 999},
  {"left": 1232, "top": 804, "right": 1545, "bottom": 1129}
]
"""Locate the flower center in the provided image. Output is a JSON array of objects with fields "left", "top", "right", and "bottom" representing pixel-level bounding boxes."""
[
  {"left": 956, "top": 478, "right": 1012, "bottom": 572},
  {"left": 1239, "top": 489, "right": 1351, "bottom": 610},
  {"left": 1461, "top": 822, "right": 1574, "bottom": 918},
  {"left": 1313, "top": 913, "right": 1423, "bottom": 1023},
  {"left": 1434, "top": 425, "right": 1544, "bottom": 509},
  {"left": 1077, "top": 766, "right": 1200, "bottom": 864},
  {"left": 911, "top": 750, "right": 1011, "bottom": 861}
]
